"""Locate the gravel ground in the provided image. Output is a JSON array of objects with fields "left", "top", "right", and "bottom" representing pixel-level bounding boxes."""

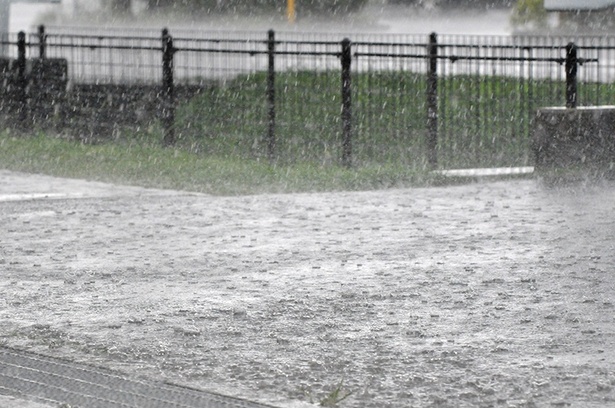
[{"left": 1, "top": 170, "right": 615, "bottom": 407}]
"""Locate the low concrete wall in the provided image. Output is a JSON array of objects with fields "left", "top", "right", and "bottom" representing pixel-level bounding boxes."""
[
  {"left": 533, "top": 106, "right": 615, "bottom": 178},
  {"left": 62, "top": 84, "right": 205, "bottom": 142},
  {"left": 0, "top": 57, "right": 206, "bottom": 140}
]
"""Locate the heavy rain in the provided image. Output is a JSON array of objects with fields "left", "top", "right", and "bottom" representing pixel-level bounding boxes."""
[{"left": 1, "top": 0, "right": 615, "bottom": 408}]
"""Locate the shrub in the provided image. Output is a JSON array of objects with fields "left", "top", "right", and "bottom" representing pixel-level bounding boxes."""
[{"left": 511, "top": 0, "right": 547, "bottom": 29}]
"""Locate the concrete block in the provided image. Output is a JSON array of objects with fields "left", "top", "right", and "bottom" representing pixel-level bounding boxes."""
[{"left": 533, "top": 106, "right": 615, "bottom": 179}]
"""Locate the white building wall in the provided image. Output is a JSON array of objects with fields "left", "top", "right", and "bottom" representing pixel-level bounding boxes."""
[{"left": 545, "top": 0, "right": 615, "bottom": 11}]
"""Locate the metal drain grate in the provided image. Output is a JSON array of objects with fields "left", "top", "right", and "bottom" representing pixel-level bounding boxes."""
[{"left": 0, "top": 346, "right": 272, "bottom": 408}]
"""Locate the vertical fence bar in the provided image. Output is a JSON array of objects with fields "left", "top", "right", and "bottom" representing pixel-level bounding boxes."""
[
  {"left": 525, "top": 46, "right": 533, "bottom": 145},
  {"left": 266, "top": 29, "right": 276, "bottom": 162},
  {"left": 341, "top": 38, "right": 352, "bottom": 168},
  {"left": 38, "top": 25, "right": 46, "bottom": 59},
  {"left": 17, "top": 31, "right": 28, "bottom": 126},
  {"left": 427, "top": 32, "right": 438, "bottom": 169},
  {"left": 162, "top": 28, "right": 175, "bottom": 147},
  {"left": 0, "top": 0, "right": 9, "bottom": 58},
  {"left": 565, "top": 42, "right": 578, "bottom": 109}
]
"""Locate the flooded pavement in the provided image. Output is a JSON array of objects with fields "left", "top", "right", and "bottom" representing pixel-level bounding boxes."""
[{"left": 1, "top": 170, "right": 615, "bottom": 407}]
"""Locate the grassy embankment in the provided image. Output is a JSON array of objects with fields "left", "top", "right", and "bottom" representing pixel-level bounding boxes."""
[
  {"left": 2, "top": 70, "right": 603, "bottom": 195},
  {"left": 0, "top": 131, "right": 431, "bottom": 195}
]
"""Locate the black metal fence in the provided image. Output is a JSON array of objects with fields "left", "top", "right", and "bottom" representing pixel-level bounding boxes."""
[{"left": 3, "top": 26, "right": 615, "bottom": 170}]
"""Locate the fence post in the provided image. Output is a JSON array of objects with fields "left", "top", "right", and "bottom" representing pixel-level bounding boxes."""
[
  {"left": 427, "top": 32, "right": 438, "bottom": 169},
  {"left": 341, "top": 38, "right": 352, "bottom": 168},
  {"left": 565, "top": 42, "right": 578, "bottom": 109},
  {"left": 16, "top": 31, "right": 28, "bottom": 126},
  {"left": 162, "top": 28, "right": 175, "bottom": 147},
  {"left": 266, "top": 29, "right": 276, "bottom": 163},
  {"left": 0, "top": 0, "right": 8, "bottom": 58},
  {"left": 38, "top": 25, "right": 46, "bottom": 59}
]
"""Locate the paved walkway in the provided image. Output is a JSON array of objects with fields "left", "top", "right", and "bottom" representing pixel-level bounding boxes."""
[
  {"left": 2, "top": 169, "right": 615, "bottom": 407},
  {"left": 0, "top": 346, "right": 270, "bottom": 408},
  {"left": 0, "top": 171, "right": 274, "bottom": 407}
]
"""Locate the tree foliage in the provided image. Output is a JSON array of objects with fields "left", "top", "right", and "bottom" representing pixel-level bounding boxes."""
[{"left": 511, "top": 0, "right": 547, "bottom": 28}]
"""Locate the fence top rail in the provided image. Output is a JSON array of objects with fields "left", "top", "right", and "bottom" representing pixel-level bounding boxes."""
[
  {"left": 12, "top": 39, "right": 595, "bottom": 63},
  {"left": 438, "top": 42, "right": 615, "bottom": 52},
  {"left": 31, "top": 35, "right": 615, "bottom": 53},
  {"left": 44, "top": 33, "right": 164, "bottom": 42},
  {"left": 175, "top": 37, "right": 344, "bottom": 46},
  {"left": 7, "top": 27, "right": 615, "bottom": 64},
  {"left": 44, "top": 32, "right": 347, "bottom": 48},
  {"left": 166, "top": 46, "right": 341, "bottom": 56},
  {"left": 8, "top": 43, "right": 605, "bottom": 64},
  {"left": 38, "top": 33, "right": 615, "bottom": 52},
  {"left": 352, "top": 51, "right": 597, "bottom": 64},
  {"left": 40, "top": 42, "right": 163, "bottom": 52},
  {"left": 352, "top": 41, "right": 576, "bottom": 53}
]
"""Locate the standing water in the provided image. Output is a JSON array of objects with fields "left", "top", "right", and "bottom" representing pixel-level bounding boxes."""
[{"left": 1, "top": 170, "right": 615, "bottom": 407}]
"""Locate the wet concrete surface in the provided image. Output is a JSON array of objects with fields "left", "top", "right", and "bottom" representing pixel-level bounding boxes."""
[{"left": 1, "top": 169, "right": 615, "bottom": 407}]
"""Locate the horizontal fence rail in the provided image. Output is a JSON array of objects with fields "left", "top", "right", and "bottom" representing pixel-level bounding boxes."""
[{"left": 2, "top": 26, "right": 615, "bottom": 170}]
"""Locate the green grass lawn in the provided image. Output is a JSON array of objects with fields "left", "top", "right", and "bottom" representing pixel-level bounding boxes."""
[
  {"left": 172, "top": 70, "right": 595, "bottom": 170},
  {"left": 0, "top": 131, "right": 434, "bottom": 195},
  {"left": 4, "top": 68, "right": 607, "bottom": 194}
]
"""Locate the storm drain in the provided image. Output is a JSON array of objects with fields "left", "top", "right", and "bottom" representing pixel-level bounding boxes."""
[{"left": 0, "top": 346, "right": 271, "bottom": 408}]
